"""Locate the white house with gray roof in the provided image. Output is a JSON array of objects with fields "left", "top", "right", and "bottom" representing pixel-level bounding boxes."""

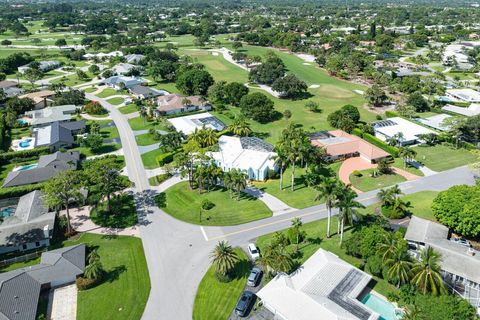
[
  {"left": 0, "top": 244, "right": 85, "bottom": 320},
  {"left": 102, "top": 76, "right": 146, "bottom": 90},
  {"left": 125, "top": 53, "right": 145, "bottom": 64},
  {"left": 33, "top": 121, "right": 85, "bottom": 151},
  {"left": 0, "top": 190, "right": 55, "bottom": 254},
  {"left": 25, "top": 105, "right": 79, "bottom": 127},
  {"left": 405, "top": 216, "right": 480, "bottom": 311}
]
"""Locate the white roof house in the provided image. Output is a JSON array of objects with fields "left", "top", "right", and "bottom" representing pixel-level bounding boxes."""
[
  {"left": 83, "top": 51, "right": 123, "bottom": 59},
  {"left": 125, "top": 54, "right": 145, "bottom": 64},
  {"left": 25, "top": 105, "right": 79, "bottom": 127},
  {"left": 417, "top": 114, "right": 452, "bottom": 131},
  {"left": 208, "top": 135, "right": 277, "bottom": 181},
  {"left": 442, "top": 44, "right": 473, "bottom": 70},
  {"left": 257, "top": 249, "right": 379, "bottom": 320},
  {"left": 167, "top": 112, "right": 225, "bottom": 135},
  {"left": 442, "top": 103, "right": 480, "bottom": 117},
  {"left": 373, "top": 117, "right": 436, "bottom": 145},
  {"left": 446, "top": 89, "right": 480, "bottom": 103},
  {"left": 112, "top": 63, "right": 139, "bottom": 75}
]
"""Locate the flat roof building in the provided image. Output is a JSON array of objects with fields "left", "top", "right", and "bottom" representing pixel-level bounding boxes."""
[
  {"left": 417, "top": 114, "right": 452, "bottom": 131},
  {"left": 442, "top": 103, "right": 480, "bottom": 117},
  {"left": 446, "top": 89, "right": 480, "bottom": 103},
  {"left": 168, "top": 112, "right": 225, "bottom": 135},
  {"left": 373, "top": 117, "right": 436, "bottom": 146}
]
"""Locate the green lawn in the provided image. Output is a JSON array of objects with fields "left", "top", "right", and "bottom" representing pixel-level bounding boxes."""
[
  {"left": 141, "top": 148, "right": 164, "bottom": 169},
  {"left": 0, "top": 257, "right": 40, "bottom": 272},
  {"left": 50, "top": 73, "right": 95, "bottom": 87},
  {"left": 350, "top": 169, "right": 406, "bottom": 192},
  {"left": 128, "top": 117, "right": 160, "bottom": 131},
  {"left": 413, "top": 144, "right": 478, "bottom": 171},
  {"left": 84, "top": 87, "right": 98, "bottom": 93},
  {"left": 119, "top": 104, "right": 138, "bottom": 114},
  {"left": 136, "top": 133, "right": 159, "bottom": 146},
  {"left": 256, "top": 216, "right": 398, "bottom": 297},
  {"left": 161, "top": 182, "right": 272, "bottom": 226},
  {"left": 392, "top": 158, "right": 423, "bottom": 176},
  {"left": 63, "top": 234, "right": 150, "bottom": 320},
  {"left": 107, "top": 97, "right": 125, "bottom": 105},
  {"left": 72, "top": 144, "right": 121, "bottom": 157},
  {"left": 90, "top": 194, "right": 137, "bottom": 228},
  {"left": 96, "top": 88, "right": 118, "bottom": 98},
  {"left": 193, "top": 248, "right": 250, "bottom": 320},
  {"left": 10, "top": 126, "right": 31, "bottom": 140}
]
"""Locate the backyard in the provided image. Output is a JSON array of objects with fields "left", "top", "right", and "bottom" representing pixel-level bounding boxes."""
[
  {"left": 160, "top": 181, "right": 272, "bottom": 226},
  {"left": 413, "top": 144, "right": 478, "bottom": 171}
]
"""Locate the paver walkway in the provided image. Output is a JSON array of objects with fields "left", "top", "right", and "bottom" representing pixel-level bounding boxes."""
[
  {"left": 48, "top": 284, "right": 77, "bottom": 320},
  {"left": 244, "top": 186, "right": 295, "bottom": 215}
]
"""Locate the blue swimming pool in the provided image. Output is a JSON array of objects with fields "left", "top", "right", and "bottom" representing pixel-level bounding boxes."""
[
  {"left": 17, "top": 119, "right": 28, "bottom": 125},
  {"left": 19, "top": 139, "right": 32, "bottom": 148},
  {"left": 17, "top": 163, "right": 38, "bottom": 171},
  {"left": 0, "top": 207, "right": 15, "bottom": 219},
  {"left": 361, "top": 293, "right": 402, "bottom": 320}
]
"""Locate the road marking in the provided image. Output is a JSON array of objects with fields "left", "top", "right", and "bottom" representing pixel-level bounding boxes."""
[{"left": 200, "top": 226, "right": 209, "bottom": 241}]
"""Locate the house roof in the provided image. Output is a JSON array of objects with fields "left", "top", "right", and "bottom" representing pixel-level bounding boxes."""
[
  {"left": 442, "top": 103, "right": 480, "bottom": 117},
  {"left": 167, "top": 112, "right": 224, "bottom": 135},
  {"left": 0, "top": 190, "right": 55, "bottom": 247},
  {"left": 446, "top": 89, "right": 480, "bottom": 102},
  {"left": 256, "top": 249, "right": 378, "bottom": 320},
  {"left": 103, "top": 76, "right": 145, "bottom": 88},
  {"left": 405, "top": 216, "right": 480, "bottom": 284},
  {"left": 373, "top": 117, "right": 436, "bottom": 142},
  {"left": 33, "top": 121, "right": 85, "bottom": 148},
  {"left": 0, "top": 81, "right": 18, "bottom": 89},
  {"left": 112, "top": 63, "right": 137, "bottom": 75},
  {"left": 156, "top": 94, "right": 209, "bottom": 112},
  {"left": 417, "top": 114, "right": 452, "bottom": 131},
  {"left": 0, "top": 244, "right": 85, "bottom": 320},
  {"left": 311, "top": 130, "right": 389, "bottom": 161},
  {"left": 129, "top": 85, "right": 165, "bottom": 98},
  {"left": 3, "top": 151, "right": 80, "bottom": 188},
  {"left": 125, "top": 54, "right": 145, "bottom": 64},
  {"left": 19, "top": 91, "right": 55, "bottom": 104},
  {"left": 25, "top": 105, "right": 78, "bottom": 126}
]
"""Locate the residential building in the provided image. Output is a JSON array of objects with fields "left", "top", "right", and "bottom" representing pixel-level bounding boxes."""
[
  {"left": 112, "top": 62, "right": 140, "bottom": 75},
  {"left": 0, "top": 244, "right": 85, "bottom": 320},
  {"left": 0, "top": 190, "right": 55, "bottom": 254},
  {"left": 25, "top": 105, "right": 79, "bottom": 127},
  {"left": 442, "top": 103, "right": 480, "bottom": 117},
  {"left": 125, "top": 53, "right": 145, "bottom": 64},
  {"left": 442, "top": 44, "right": 474, "bottom": 70},
  {"left": 83, "top": 51, "right": 123, "bottom": 60},
  {"left": 3, "top": 151, "right": 80, "bottom": 188},
  {"left": 373, "top": 117, "right": 436, "bottom": 146},
  {"left": 209, "top": 135, "right": 277, "bottom": 181},
  {"left": 405, "top": 216, "right": 480, "bottom": 311},
  {"left": 310, "top": 130, "right": 390, "bottom": 163},
  {"left": 0, "top": 80, "right": 23, "bottom": 97},
  {"left": 102, "top": 76, "right": 146, "bottom": 90},
  {"left": 168, "top": 112, "right": 225, "bottom": 135},
  {"left": 18, "top": 60, "right": 61, "bottom": 73},
  {"left": 33, "top": 121, "right": 85, "bottom": 150},
  {"left": 257, "top": 248, "right": 382, "bottom": 320},
  {"left": 19, "top": 90, "right": 55, "bottom": 109},
  {"left": 130, "top": 85, "right": 167, "bottom": 100},
  {"left": 446, "top": 89, "right": 480, "bottom": 103},
  {"left": 156, "top": 93, "right": 211, "bottom": 116},
  {"left": 417, "top": 114, "right": 452, "bottom": 131}
]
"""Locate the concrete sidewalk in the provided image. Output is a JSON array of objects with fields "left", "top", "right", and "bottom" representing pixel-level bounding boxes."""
[{"left": 244, "top": 186, "right": 295, "bottom": 216}]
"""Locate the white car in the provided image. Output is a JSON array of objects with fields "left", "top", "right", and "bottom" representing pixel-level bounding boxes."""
[{"left": 247, "top": 243, "right": 260, "bottom": 260}]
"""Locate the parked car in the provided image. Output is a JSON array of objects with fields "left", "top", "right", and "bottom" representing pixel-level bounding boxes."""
[
  {"left": 452, "top": 237, "right": 471, "bottom": 247},
  {"left": 235, "top": 291, "right": 255, "bottom": 317},
  {"left": 247, "top": 267, "right": 262, "bottom": 287},
  {"left": 247, "top": 243, "right": 260, "bottom": 260}
]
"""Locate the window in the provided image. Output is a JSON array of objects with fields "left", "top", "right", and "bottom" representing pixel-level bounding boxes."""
[
  {"left": 22, "top": 244, "right": 27, "bottom": 250},
  {"left": 35, "top": 242, "right": 40, "bottom": 247}
]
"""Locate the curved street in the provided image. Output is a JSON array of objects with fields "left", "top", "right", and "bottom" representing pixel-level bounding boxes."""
[{"left": 86, "top": 89, "right": 477, "bottom": 320}]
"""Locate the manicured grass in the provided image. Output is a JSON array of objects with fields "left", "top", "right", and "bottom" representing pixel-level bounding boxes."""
[
  {"left": 63, "top": 233, "right": 150, "bottom": 320},
  {"left": 50, "top": 73, "right": 94, "bottom": 87},
  {"left": 119, "top": 104, "right": 138, "bottom": 114},
  {"left": 256, "top": 217, "right": 398, "bottom": 297},
  {"left": 136, "top": 133, "right": 159, "bottom": 146},
  {"left": 90, "top": 194, "right": 138, "bottom": 228},
  {"left": 413, "top": 144, "right": 478, "bottom": 171},
  {"left": 193, "top": 248, "right": 250, "bottom": 320},
  {"left": 0, "top": 257, "right": 40, "bottom": 272},
  {"left": 107, "top": 97, "right": 125, "bottom": 105},
  {"left": 392, "top": 158, "right": 423, "bottom": 176},
  {"left": 128, "top": 117, "right": 159, "bottom": 131},
  {"left": 84, "top": 87, "right": 97, "bottom": 93},
  {"left": 350, "top": 169, "right": 406, "bottom": 192},
  {"left": 72, "top": 144, "right": 121, "bottom": 157},
  {"left": 96, "top": 88, "right": 118, "bottom": 98},
  {"left": 161, "top": 182, "right": 272, "bottom": 226},
  {"left": 141, "top": 148, "right": 164, "bottom": 169},
  {"left": 10, "top": 126, "right": 31, "bottom": 140}
]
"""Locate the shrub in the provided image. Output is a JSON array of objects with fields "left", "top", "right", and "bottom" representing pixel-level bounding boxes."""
[
  {"left": 156, "top": 151, "right": 175, "bottom": 166},
  {"left": 362, "top": 133, "right": 399, "bottom": 157},
  {"left": 366, "top": 254, "right": 384, "bottom": 277},
  {"left": 83, "top": 101, "right": 107, "bottom": 115},
  {"left": 385, "top": 110, "right": 399, "bottom": 118},
  {"left": 381, "top": 205, "right": 406, "bottom": 219},
  {"left": 76, "top": 276, "right": 97, "bottom": 291},
  {"left": 214, "top": 271, "right": 232, "bottom": 283},
  {"left": 0, "top": 147, "right": 50, "bottom": 164},
  {"left": 150, "top": 173, "right": 172, "bottom": 186},
  {"left": 0, "top": 183, "right": 45, "bottom": 199},
  {"left": 201, "top": 199, "right": 215, "bottom": 210},
  {"left": 352, "top": 170, "right": 362, "bottom": 177}
]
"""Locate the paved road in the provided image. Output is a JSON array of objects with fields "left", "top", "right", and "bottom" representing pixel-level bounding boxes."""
[{"left": 83, "top": 88, "right": 477, "bottom": 320}]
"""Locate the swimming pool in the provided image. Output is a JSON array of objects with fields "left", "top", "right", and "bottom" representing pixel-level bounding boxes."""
[
  {"left": 15, "top": 163, "right": 38, "bottom": 171},
  {"left": 17, "top": 119, "right": 28, "bottom": 125},
  {"left": 0, "top": 207, "right": 15, "bottom": 219},
  {"left": 361, "top": 293, "right": 402, "bottom": 320},
  {"left": 19, "top": 139, "right": 32, "bottom": 148}
]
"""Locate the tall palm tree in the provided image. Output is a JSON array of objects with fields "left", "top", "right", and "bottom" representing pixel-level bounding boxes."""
[
  {"left": 202, "top": 127, "right": 218, "bottom": 147},
  {"left": 377, "top": 233, "right": 398, "bottom": 261},
  {"left": 315, "top": 176, "right": 339, "bottom": 238},
  {"left": 223, "top": 171, "right": 235, "bottom": 198},
  {"left": 232, "top": 169, "right": 247, "bottom": 200},
  {"left": 257, "top": 244, "right": 293, "bottom": 274},
  {"left": 291, "top": 217, "right": 303, "bottom": 252},
  {"left": 398, "top": 147, "right": 417, "bottom": 169},
  {"left": 336, "top": 185, "right": 363, "bottom": 245},
  {"left": 228, "top": 116, "right": 252, "bottom": 137},
  {"left": 189, "top": 128, "right": 203, "bottom": 146},
  {"left": 272, "top": 145, "right": 288, "bottom": 191},
  {"left": 210, "top": 241, "right": 238, "bottom": 276},
  {"left": 385, "top": 246, "right": 412, "bottom": 287},
  {"left": 411, "top": 246, "right": 446, "bottom": 295}
]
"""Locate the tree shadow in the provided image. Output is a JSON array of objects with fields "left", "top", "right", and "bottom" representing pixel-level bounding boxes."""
[
  {"left": 230, "top": 258, "right": 252, "bottom": 280},
  {"left": 103, "top": 265, "right": 127, "bottom": 283},
  {"left": 154, "top": 192, "right": 167, "bottom": 208}
]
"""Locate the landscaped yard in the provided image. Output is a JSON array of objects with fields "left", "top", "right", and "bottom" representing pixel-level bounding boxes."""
[
  {"left": 84, "top": 87, "right": 97, "bottom": 93},
  {"left": 72, "top": 144, "right": 121, "bottom": 157},
  {"left": 119, "top": 104, "right": 138, "bottom": 114},
  {"left": 349, "top": 169, "right": 406, "bottom": 192},
  {"left": 193, "top": 248, "right": 250, "bottom": 320},
  {"left": 392, "top": 158, "right": 423, "bottom": 176},
  {"left": 141, "top": 148, "right": 164, "bottom": 169},
  {"left": 256, "top": 216, "right": 397, "bottom": 297},
  {"left": 128, "top": 117, "right": 161, "bottom": 131},
  {"left": 64, "top": 233, "right": 150, "bottom": 320},
  {"left": 160, "top": 182, "right": 272, "bottom": 226},
  {"left": 96, "top": 88, "right": 118, "bottom": 99},
  {"left": 136, "top": 133, "right": 159, "bottom": 146},
  {"left": 90, "top": 194, "right": 137, "bottom": 228},
  {"left": 107, "top": 97, "right": 125, "bottom": 105},
  {"left": 413, "top": 144, "right": 478, "bottom": 171}
]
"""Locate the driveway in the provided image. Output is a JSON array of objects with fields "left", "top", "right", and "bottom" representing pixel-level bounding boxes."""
[{"left": 47, "top": 284, "right": 77, "bottom": 320}]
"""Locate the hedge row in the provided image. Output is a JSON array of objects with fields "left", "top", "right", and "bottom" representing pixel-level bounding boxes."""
[
  {"left": 352, "top": 129, "right": 399, "bottom": 157},
  {"left": 155, "top": 151, "right": 176, "bottom": 166},
  {"left": 0, "top": 147, "right": 50, "bottom": 164},
  {"left": 384, "top": 110, "right": 399, "bottom": 118},
  {"left": 0, "top": 183, "right": 45, "bottom": 199}
]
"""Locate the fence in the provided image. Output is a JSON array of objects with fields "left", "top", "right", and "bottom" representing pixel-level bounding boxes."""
[{"left": 0, "top": 250, "right": 45, "bottom": 267}]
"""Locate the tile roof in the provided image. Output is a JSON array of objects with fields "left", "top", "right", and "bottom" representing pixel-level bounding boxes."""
[{"left": 156, "top": 94, "right": 209, "bottom": 112}]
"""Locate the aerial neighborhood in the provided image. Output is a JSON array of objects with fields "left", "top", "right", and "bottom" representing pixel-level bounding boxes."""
[{"left": 0, "top": 1, "right": 478, "bottom": 320}]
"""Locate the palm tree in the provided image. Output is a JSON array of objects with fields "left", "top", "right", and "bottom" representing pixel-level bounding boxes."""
[
  {"left": 336, "top": 185, "right": 363, "bottom": 245},
  {"left": 398, "top": 147, "right": 417, "bottom": 169},
  {"left": 189, "top": 128, "right": 203, "bottom": 146},
  {"left": 411, "top": 246, "right": 446, "bottom": 295},
  {"left": 377, "top": 233, "right": 398, "bottom": 261},
  {"left": 385, "top": 246, "right": 412, "bottom": 287},
  {"left": 88, "top": 249, "right": 100, "bottom": 264},
  {"left": 202, "top": 127, "right": 218, "bottom": 147},
  {"left": 228, "top": 116, "right": 252, "bottom": 136},
  {"left": 291, "top": 217, "right": 303, "bottom": 252},
  {"left": 315, "top": 176, "right": 339, "bottom": 238},
  {"left": 210, "top": 241, "right": 238, "bottom": 276},
  {"left": 402, "top": 305, "right": 419, "bottom": 320},
  {"left": 272, "top": 145, "right": 288, "bottom": 191},
  {"left": 232, "top": 169, "right": 247, "bottom": 200},
  {"left": 257, "top": 244, "right": 293, "bottom": 274},
  {"left": 223, "top": 171, "right": 235, "bottom": 198},
  {"left": 84, "top": 259, "right": 104, "bottom": 280}
]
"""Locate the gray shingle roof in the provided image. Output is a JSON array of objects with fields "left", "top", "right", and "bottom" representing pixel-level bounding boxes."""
[
  {"left": 130, "top": 85, "right": 165, "bottom": 98},
  {"left": 3, "top": 151, "right": 79, "bottom": 187},
  {"left": 0, "top": 244, "right": 85, "bottom": 320}
]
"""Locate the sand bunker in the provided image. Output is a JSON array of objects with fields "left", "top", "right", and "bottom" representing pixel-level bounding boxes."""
[{"left": 309, "top": 84, "right": 320, "bottom": 89}]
